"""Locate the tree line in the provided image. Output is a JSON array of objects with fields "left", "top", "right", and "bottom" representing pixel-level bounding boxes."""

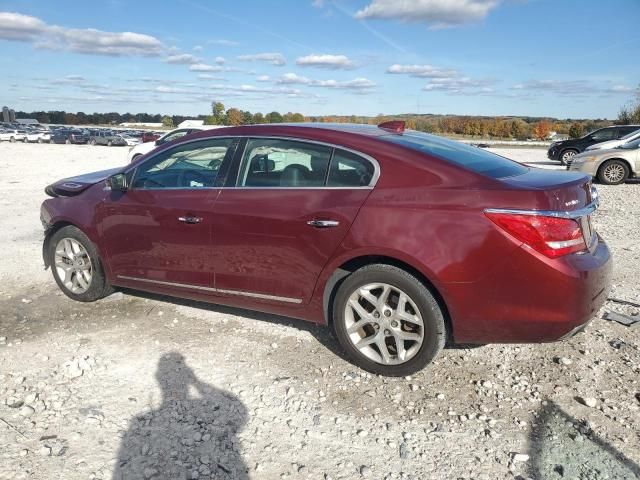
[{"left": 13, "top": 86, "right": 639, "bottom": 140}]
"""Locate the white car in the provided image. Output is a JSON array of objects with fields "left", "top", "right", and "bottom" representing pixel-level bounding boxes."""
[
  {"left": 585, "top": 128, "right": 640, "bottom": 151},
  {"left": 0, "top": 129, "right": 27, "bottom": 142},
  {"left": 122, "top": 135, "right": 140, "bottom": 147},
  {"left": 25, "top": 131, "right": 51, "bottom": 143},
  {"left": 126, "top": 125, "right": 224, "bottom": 162}
]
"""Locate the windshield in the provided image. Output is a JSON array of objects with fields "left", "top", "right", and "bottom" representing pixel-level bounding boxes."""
[
  {"left": 621, "top": 128, "right": 640, "bottom": 140},
  {"left": 619, "top": 138, "right": 640, "bottom": 150},
  {"left": 380, "top": 131, "right": 527, "bottom": 178}
]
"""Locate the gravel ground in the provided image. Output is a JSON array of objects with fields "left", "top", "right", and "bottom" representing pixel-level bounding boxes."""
[{"left": 0, "top": 143, "right": 638, "bottom": 480}]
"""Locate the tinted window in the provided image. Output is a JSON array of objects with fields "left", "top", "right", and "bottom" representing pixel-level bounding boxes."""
[
  {"left": 238, "top": 138, "right": 331, "bottom": 187},
  {"left": 591, "top": 129, "right": 615, "bottom": 141},
  {"left": 328, "top": 150, "right": 375, "bottom": 187},
  {"left": 381, "top": 131, "right": 527, "bottom": 179},
  {"left": 161, "top": 129, "right": 191, "bottom": 144},
  {"left": 132, "top": 138, "right": 234, "bottom": 189}
]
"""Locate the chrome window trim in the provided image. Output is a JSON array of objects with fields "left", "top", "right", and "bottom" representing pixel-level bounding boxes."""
[
  {"left": 125, "top": 134, "right": 381, "bottom": 191},
  {"left": 117, "top": 275, "right": 303, "bottom": 304},
  {"left": 484, "top": 198, "right": 599, "bottom": 220}
]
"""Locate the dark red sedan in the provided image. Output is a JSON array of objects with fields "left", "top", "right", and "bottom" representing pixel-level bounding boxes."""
[{"left": 40, "top": 122, "right": 611, "bottom": 376}]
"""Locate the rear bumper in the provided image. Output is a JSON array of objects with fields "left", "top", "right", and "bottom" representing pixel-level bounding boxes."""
[{"left": 448, "top": 235, "right": 612, "bottom": 344}]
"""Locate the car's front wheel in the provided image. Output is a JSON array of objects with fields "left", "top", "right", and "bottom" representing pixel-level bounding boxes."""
[
  {"left": 598, "top": 159, "right": 629, "bottom": 185},
  {"left": 332, "top": 264, "right": 446, "bottom": 376},
  {"left": 48, "top": 226, "right": 113, "bottom": 302},
  {"left": 560, "top": 149, "right": 578, "bottom": 165}
]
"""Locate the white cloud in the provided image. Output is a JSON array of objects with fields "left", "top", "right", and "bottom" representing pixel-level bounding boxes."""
[
  {"left": 214, "top": 56, "right": 225, "bottom": 64},
  {"left": 197, "top": 73, "right": 225, "bottom": 80},
  {"left": 0, "top": 11, "right": 165, "bottom": 56},
  {"left": 387, "top": 64, "right": 457, "bottom": 78},
  {"left": 312, "top": 0, "right": 326, "bottom": 7},
  {"left": 237, "top": 52, "right": 286, "bottom": 66},
  {"left": 164, "top": 53, "right": 201, "bottom": 64},
  {"left": 0, "top": 11, "right": 46, "bottom": 40},
  {"left": 256, "top": 75, "right": 271, "bottom": 82},
  {"left": 510, "top": 79, "right": 635, "bottom": 97},
  {"left": 189, "top": 63, "right": 223, "bottom": 72},
  {"left": 276, "top": 73, "right": 375, "bottom": 92},
  {"left": 208, "top": 39, "right": 239, "bottom": 47},
  {"left": 355, "top": 0, "right": 501, "bottom": 28},
  {"left": 423, "top": 76, "right": 494, "bottom": 94},
  {"left": 296, "top": 54, "right": 355, "bottom": 70},
  {"left": 193, "top": 45, "right": 203, "bottom": 52}
]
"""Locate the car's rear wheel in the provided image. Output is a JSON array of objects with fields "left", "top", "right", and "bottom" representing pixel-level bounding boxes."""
[
  {"left": 332, "top": 264, "right": 446, "bottom": 376},
  {"left": 560, "top": 149, "right": 578, "bottom": 165},
  {"left": 48, "top": 226, "right": 114, "bottom": 302},
  {"left": 65, "top": 139, "right": 71, "bottom": 145},
  {"left": 107, "top": 140, "right": 112, "bottom": 147},
  {"left": 90, "top": 139, "right": 96, "bottom": 146},
  {"left": 37, "top": 138, "right": 43, "bottom": 144},
  {"left": 23, "top": 137, "right": 28, "bottom": 143},
  {"left": 598, "top": 159, "right": 629, "bottom": 185},
  {"left": 10, "top": 136, "right": 15, "bottom": 143}
]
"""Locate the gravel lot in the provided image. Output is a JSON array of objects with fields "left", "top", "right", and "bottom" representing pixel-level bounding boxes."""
[{"left": 0, "top": 142, "right": 638, "bottom": 480}]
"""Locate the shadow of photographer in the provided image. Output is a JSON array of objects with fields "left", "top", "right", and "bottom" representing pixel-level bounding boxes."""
[{"left": 112, "top": 352, "right": 248, "bottom": 480}]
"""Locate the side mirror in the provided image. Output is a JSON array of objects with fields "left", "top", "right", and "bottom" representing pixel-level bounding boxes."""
[
  {"left": 154, "top": 139, "right": 163, "bottom": 146},
  {"left": 107, "top": 173, "right": 128, "bottom": 192}
]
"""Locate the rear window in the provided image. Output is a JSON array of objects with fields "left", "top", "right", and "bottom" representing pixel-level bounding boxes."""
[{"left": 381, "top": 131, "right": 527, "bottom": 179}]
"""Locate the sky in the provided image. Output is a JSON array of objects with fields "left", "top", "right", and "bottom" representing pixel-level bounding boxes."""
[{"left": 0, "top": 0, "right": 638, "bottom": 119}]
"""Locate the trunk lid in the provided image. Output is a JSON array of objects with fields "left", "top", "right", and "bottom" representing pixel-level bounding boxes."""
[{"left": 45, "top": 167, "right": 122, "bottom": 197}]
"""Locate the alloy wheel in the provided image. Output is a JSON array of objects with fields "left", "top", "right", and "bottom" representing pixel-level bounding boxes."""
[
  {"left": 54, "top": 238, "right": 93, "bottom": 294},
  {"left": 561, "top": 150, "right": 576, "bottom": 163},
  {"left": 344, "top": 283, "right": 424, "bottom": 365},
  {"left": 603, "top": 164, "right": 625, "bottom": 184}
]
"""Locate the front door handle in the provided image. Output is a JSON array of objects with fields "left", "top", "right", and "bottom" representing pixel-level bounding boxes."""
[
  {"left": 178, "top": 216, "right": 203, "bottom": 224},
  {"left": 307, "top": 219, "right": 340, "bottom": 228}
]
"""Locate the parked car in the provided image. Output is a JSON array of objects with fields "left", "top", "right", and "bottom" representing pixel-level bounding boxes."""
[
  {"left": 121, "top": 133, "right": 141, "bottom": 146},
  {"left": 25, "top": 130, "right": 51, "bottom": 143},
  {"left": 51, "top": 129, "right": 89, "bottom": 144},
  {"left": 126, "top": 126, "right": 222, "bottom": 162},
  {"left": 584, "top": 127, "right": 640, "bottom": 152},
  {"left": 548, "top": 125, "right": 640, "bottom": 164},
  {"left": 569, "top": 137, "right": 640, "bottom": 185},
  {"left": 0, "top": 128, "right": 27, "bottom": 142},
  {"left": 141, "top": 131, "right": 161, "bottom": 143},
  {"left": 89, "top": 130, "right": 128, "bottom": 147},
  {"left": 41, "top": 122, "right": 611, "bottom": 376}
]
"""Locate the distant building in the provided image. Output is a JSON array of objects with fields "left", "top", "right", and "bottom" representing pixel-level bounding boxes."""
[
  {"left": 118, "top": 122, "right": 163, "bottom": 128},
  {"left": 16, "top": 118, "right": 40, "bottom": 125},
  {"left": 178, "top": 119, "right": 205, "bottom": 128},
  {"left": 2, "top": 106, "right": 8, "bottom": 123},
  {"left": 9, "top": 109, "right": 15, "bottom": 122}
]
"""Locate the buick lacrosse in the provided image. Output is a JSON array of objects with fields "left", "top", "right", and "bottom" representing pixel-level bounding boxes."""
[{"left": 41, "top": 122, "right": 611, "bottom": 376}]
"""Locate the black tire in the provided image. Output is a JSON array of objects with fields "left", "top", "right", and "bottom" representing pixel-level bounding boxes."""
[
  {"left": 23, "top": 137, "right": 28, "bottom": 143},
  {"left": 48, "top": 226, "right": 114, "bottom": 302},
  {"left": 107, "top": 140, "right": 112, "bottom": 147},
  {"left": 90, "top": 139, "right": 96, "bottom": 146},
  {"left": 560, "top": 149, "right": 578, "bottom": 165},
  {"left": 65, "top": 139, "right": 71, "bottom": 145},
  {"left": 38, "top": 138, "right": 43, "bottom": 144},
  {"left": 597, "top": 159, "right": 629, "bottom": 185},
  {"left": 332, "top": 264, "right": 446, "bottom": 376},
  {"left": 10, "top": 136, "right": 15, "bottom": 143},
  {"left": 132, "top": 154, "right": 142, "bottom": 162}
]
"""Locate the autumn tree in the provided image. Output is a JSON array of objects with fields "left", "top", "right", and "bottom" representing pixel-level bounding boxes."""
[
  {"left": 510, "top": 120, "right": 530, "bottom": 140},
  {"left": 533, "top": 120, "right": 551, "bottom": 140},
  {"left": 225, "top": 108, "right": 243, "bottom": 126},
  {"left": 161, "top": 116, "right": 174, "bottom": 128}
]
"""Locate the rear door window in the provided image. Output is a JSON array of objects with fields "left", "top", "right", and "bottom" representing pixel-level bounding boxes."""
[
  {"left": 381, "top": 131, "right": 527, "bottom": 179},
  {"left": 238, "top": 138, "right": 331, "bottom": 187}
]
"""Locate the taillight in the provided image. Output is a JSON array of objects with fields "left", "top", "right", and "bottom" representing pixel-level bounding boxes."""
[{"left": 485, "top": 212, "right": 587, "bottom": 258}]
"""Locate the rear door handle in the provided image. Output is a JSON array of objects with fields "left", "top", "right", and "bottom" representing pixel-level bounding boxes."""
[
  {"left": 307, "top": 219, "right": 340, "bottom": 228},
  {"left": 178, "top": 216, "right": 203, "bottom": 224}
]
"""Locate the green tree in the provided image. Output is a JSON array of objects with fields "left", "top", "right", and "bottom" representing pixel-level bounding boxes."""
[
  {"left": 290, "top": 112, "right": 305, "bottom": 123},
  {"left": 568, "top": 122, "right": 584, "bottom": 139},
  {"left": 510, "top": 120, "right": 530, "bottom": 140},
  {"left": 242, "top": 111, "right": 254, "bottom": 125},
  {"left": 265, "top": 111, "right": 283, "bottom": 123},
  {"left": 210, "top": 101, "right": 226, "bottom": 125},
  {"left": 162, "top": 116, "right": 174, "bottom": 128},
  {"left": 253, "top": 112, "right": 265, "bottom": 124}
]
